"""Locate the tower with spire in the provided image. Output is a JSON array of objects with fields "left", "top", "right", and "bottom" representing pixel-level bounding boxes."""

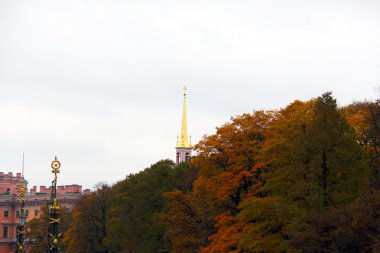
[{"left": 176, "top": 86, "right": 192, "bottom": 165}]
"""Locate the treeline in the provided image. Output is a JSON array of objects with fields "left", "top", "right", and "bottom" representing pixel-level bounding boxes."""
[{"left": 28, "top": 92, "right": 380, "bottom": 252}]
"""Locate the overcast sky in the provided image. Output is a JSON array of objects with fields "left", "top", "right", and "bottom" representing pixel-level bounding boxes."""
[{"left": 0, "top": 0, "right": 379, "bottom": 190}]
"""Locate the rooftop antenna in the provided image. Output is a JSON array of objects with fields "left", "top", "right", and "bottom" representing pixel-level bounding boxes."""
[{"left": 22, "top": 153, "right": 25, "bottom": 178}]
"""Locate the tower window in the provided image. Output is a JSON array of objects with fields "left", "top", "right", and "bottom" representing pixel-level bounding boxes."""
[{"left": 3, "top": 210, "right": 9, "bottom": 218}]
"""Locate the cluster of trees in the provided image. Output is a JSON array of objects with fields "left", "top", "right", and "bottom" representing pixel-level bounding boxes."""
[{"left": 27, "top": 92, "right": 380, "bottom": 252}]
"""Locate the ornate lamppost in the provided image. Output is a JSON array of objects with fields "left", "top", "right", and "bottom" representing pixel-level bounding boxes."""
[
  {"left": 15, "top": 185, "right": 26, "bottom": 253},
  {"left": 48, "top": 157, "right": 61, "bottom": 253}
]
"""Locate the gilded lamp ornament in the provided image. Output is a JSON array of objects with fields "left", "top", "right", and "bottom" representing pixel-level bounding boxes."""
[
  {"left": 15, "top": 184, "right": 26, "bottom": 253},
  {"left": 48, "top": 156, "right": 62, "bottom": 253},
  {"left": 51, "top": 157, "right": 60, "bottom": 176}
]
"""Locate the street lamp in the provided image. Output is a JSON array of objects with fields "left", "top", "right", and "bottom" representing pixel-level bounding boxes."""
[
  {"left": 48, "top": 157, "right": 61, "bottom": 253},
  {"left": 15, "top": 185, "right": 26, "bottom": 253}
]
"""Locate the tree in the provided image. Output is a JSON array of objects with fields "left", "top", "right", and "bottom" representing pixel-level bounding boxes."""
[
  {"left": 230, "top": 99, "right": 315, "bottom": 253},
  {"left": 105, "top": 160, "right": 196, "bottom": 253},
  {"left": 193, "top": 111, "right": 274, "bottom": 211},
  {"left": 343, "top": 100, "right": 380, "bottom": 188},
  {"left": 236, "top": 93, "right": 370, "bottom": 252},
  {"left": 27, "top": 205, "right": 71, "bottom": 253},
  {"left": 301, "top": 92, "right": 367, "bottom": 207},
  {"left": 162, "top": 111, "right": 274, "bottom": 252},
  {"left": 161, "top": 190, "right": 215, "bottom": 253},
  {"left": 63, "top": 184, "right": 111, "bottom": 253},
  {"left": 238, "top": 197, "right": 302, "bottom": 253},
  {"left": 261, "top": 93, "right": 367, "bottom": 209}
]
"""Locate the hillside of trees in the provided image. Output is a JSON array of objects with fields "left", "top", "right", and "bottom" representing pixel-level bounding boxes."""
[{"left": 27, "top": 92, "right": 380, "bottom": 252}]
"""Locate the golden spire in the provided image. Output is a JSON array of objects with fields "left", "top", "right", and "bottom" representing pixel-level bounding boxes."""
[{"left": 177, "top": 86, "right": 191, "bottom": 148}]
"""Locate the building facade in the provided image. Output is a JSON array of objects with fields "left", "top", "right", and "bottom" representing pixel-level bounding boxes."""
[
  {"left": 0, "top": 171, "right": 88, "bottom": 253},
  {"left": 175, "top": 86, "right": 192, "bottom": 165}
]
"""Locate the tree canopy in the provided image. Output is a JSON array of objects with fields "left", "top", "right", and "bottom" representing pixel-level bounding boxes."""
[{"left": 31, "top": 92, "right": 380, "bottom": 253}]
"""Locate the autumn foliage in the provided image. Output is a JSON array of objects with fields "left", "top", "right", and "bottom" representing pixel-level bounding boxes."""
[
  {"left": 28, "top": 92, "right": 380, "bottom": 252},
  {"left": 162, "top": 93, "right": 379, "bottom": 253}
]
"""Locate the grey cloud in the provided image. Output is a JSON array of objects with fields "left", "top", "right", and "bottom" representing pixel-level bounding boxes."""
[{"left": 0, "top": 0, "right": 379, "bottom": 189}]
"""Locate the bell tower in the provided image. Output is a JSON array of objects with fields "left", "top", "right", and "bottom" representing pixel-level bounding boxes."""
[{"left": 176, "top": 86, "right": 192, "bottom": 165}]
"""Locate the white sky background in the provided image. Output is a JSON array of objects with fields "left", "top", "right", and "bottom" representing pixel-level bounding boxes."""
[{"left": 0, "top": 0, "right": 379, "bottom": 189}]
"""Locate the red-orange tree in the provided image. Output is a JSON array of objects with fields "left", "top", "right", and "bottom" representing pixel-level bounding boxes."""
[
  {"left": 163, "top": 111, "right": 274, "bottom": 252},
  {"left": 203, "top": 100, "right": 315, "bottom": 253}
]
